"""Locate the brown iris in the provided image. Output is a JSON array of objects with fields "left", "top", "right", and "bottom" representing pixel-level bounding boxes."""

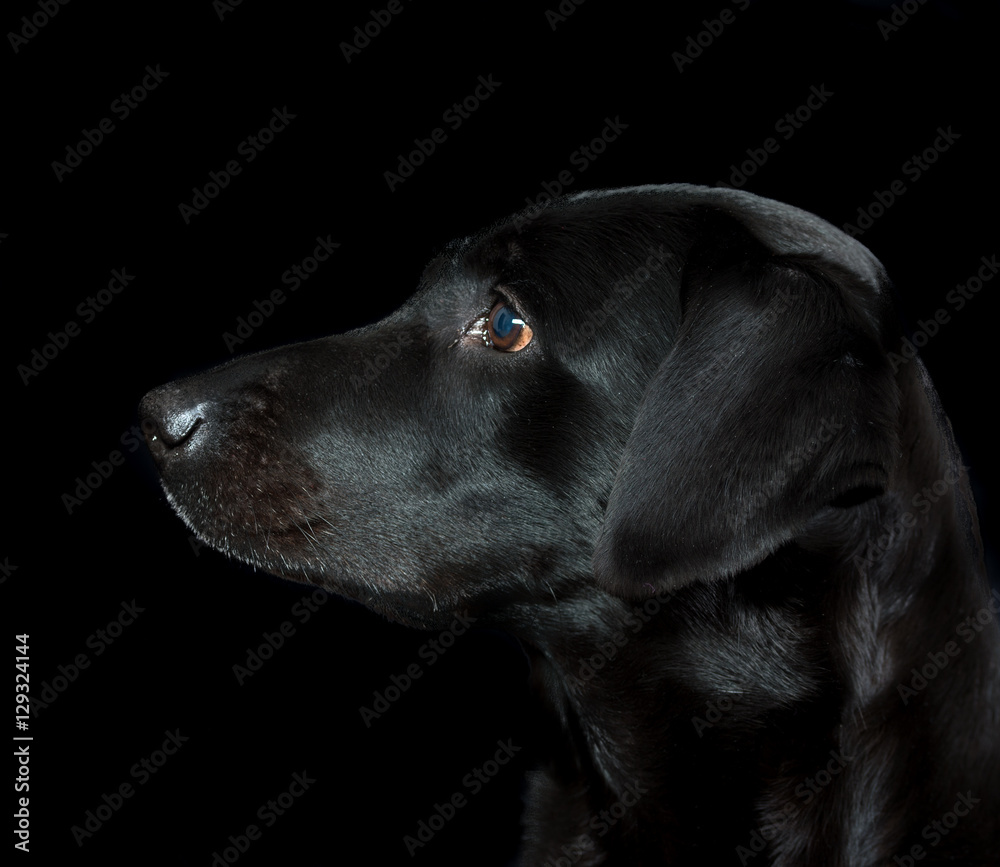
[{"left": 484, "top": 301, "right": 533, "bottom": 352}]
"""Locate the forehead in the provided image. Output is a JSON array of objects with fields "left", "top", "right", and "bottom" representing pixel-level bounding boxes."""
[
  {"left": 392, "top": 201, "right": 685, "bottom": 394},
  {"left": 417, "top": 195, "right": 689, "bottom": 318}
]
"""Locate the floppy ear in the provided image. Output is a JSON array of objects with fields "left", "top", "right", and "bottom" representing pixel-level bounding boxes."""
[{"left": 592, "top": 215, "right": 901, "bottom": 596}]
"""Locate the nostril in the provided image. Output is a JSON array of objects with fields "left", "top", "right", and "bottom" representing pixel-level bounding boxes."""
[
  {"left": 142, "top": 414, "right": 203, "bottom": 450},
  {"left": 139, "top": 389, "right": 213, "bottom": 461}
]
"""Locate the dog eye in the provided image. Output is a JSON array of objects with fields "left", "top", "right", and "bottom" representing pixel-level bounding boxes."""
[{"left": 484, "top": 301, "right": 533, "bottom": 352}]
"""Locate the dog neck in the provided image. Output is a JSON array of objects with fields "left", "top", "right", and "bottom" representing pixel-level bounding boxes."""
[{"left": 489, "top": 501, "right": 1000, "bottom": 862}]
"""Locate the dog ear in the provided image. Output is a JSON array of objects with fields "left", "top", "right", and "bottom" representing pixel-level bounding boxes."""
[{"left": 592, "top": 216, "right": 900, "bottom": 597}]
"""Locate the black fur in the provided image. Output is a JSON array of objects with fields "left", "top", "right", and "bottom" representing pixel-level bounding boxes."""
[{"left": 140, "top": 185, "right": 1000, "bottom": 865}]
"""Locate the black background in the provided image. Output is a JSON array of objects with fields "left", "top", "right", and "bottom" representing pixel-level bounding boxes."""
[{"left": 5, "top": 0, "right": 997, "bottom": 864}]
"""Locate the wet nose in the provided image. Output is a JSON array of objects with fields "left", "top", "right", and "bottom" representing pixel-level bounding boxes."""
[{"left": 139, "top": 386, "right": 212, "bottom": 465}]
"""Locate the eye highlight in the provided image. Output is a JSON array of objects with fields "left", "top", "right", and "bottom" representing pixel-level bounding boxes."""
[{"left": 484, "top": 300, "right": 533, "bottom": 352}]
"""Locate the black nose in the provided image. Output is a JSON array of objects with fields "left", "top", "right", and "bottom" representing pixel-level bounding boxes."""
[{"left": 139, "top": 386, "right": 210, "bottom": 465}]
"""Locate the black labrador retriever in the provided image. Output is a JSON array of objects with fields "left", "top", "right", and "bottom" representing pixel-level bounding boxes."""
[{"left": 140, "top": 185, "right": 1000, "bottom": 865}]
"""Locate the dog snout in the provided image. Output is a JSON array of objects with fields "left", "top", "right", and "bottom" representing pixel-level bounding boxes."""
[{"left": 139, "top": 387, "right": 211, "bottom": 463}]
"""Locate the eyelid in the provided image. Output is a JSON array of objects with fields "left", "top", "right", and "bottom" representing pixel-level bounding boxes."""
[{"left": 492, "top": 284, "right": 530, "bottom": 320}]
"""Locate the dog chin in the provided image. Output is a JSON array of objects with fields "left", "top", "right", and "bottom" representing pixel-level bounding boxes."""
[{"left": 175, "top": 508, "right": 476, "bottom": 630}]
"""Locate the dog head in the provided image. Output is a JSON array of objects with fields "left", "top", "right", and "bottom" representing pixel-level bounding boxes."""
[{"left": 140, "top": 185, "right": 901, "bottom": 629}]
